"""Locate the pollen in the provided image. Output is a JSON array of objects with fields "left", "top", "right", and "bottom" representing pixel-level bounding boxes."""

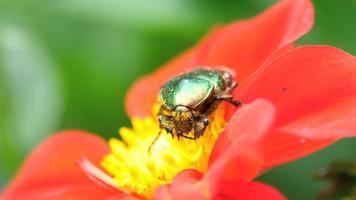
[{"left": 101, "top": 105, "right": 226, "bottom": 198}]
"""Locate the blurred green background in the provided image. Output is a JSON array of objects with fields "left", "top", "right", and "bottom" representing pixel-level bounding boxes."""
[{"left": 0, "top": 0, "right": 355, "bottom": 199}]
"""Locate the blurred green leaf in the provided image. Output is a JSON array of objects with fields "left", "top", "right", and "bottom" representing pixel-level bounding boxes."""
[
  {"left": 299, "top": 0, "right": 356, "bottom": 54},
  {"left": 31, "top": 0, "right": 276, "bottom": 37},
  {"left": 0, "top": 18, "right": 64, "bottom": 186},
  {"left": 40, "top": 0, "right": 208, "bottom": 37}
]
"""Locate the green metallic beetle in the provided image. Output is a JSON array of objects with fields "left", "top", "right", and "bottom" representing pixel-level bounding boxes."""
[{"left": 149, "top": 68, "right": 240, "bottom": 150}]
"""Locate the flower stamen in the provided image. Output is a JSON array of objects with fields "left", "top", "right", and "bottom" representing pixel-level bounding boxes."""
[{"left": 101, "top": 105, "right": 226, "bottom": 197}]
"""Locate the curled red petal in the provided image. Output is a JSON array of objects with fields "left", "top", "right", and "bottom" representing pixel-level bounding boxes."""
[
  {"left": 1, "top": 131, "right": 119, "bottom": 200},
  {"left": 125, "top": 0, "right": 314, "bottom": 118},
  {"left": 154, "top": 184, "right": 173, "bottom": 200},
  {"left": 154, "top": 169, "right": 286, "bottom": 200},
  {"left": 209, "top": 99, "right": 276, "bottom": 181},
  {"left": 213, "top": 180, "right": 286, "bottom": 200},
  {"left": 169, "top": 170, "right": 206, "bottom": 200},
  {"left": 155, "top": 170, "right": 210, "bottom": 200},
  {"left": 236, "top": 45, "right": 356, "bottom": 168}
]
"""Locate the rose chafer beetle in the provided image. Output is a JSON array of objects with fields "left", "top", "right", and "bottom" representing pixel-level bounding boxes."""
[{"left": 149, "top": 68, "right": 240, "bottom": 150}]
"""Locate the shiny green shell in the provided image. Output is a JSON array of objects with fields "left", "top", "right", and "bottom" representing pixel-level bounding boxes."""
[{"left": 159, "top": 69, "right": 225, "bottom": 110}]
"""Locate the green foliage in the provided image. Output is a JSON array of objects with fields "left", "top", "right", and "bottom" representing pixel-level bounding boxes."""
[{"left": 0, "top": 0, "right": 355, "bottom": 199}]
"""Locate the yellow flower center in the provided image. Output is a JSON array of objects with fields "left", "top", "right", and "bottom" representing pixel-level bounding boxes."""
[{"left": 101, "top": 104, "right": 226, "bottom": 198}]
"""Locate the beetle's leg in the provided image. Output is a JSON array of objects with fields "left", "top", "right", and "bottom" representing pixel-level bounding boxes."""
[
  {"left": 168, "top": 130, "right": 174, "bottom": 138},
  {"left": 164, "top": 126, "right": 174, "bottom": 139},
  {"left": 176, "top": 131, "right": 180, "bottom": 140},
  {"left": 176, "top": 131, "right": 199, "bottom": 140},
  {"left": 232, "top": 81, "right": 238, "bottom": 89},
  {"left": 179, "top": 134, "right": 196, "bottom": 140},
  {"left": 216, "top": 95, "right": 241, "bottom": 107},
  {"left": 148, "top": 129, "right": 163, "bottom": 153},
  {"left": 148, "top": 114, "right": 174, "bottom": 152},
  {"left": 193, "top": 116, "right": 209, "bottom": 139},
  {"left": 159, "top": 115, "right": 174, "bottom": 134},
  {"left": 227, "top": 81, "right": 238, "bottom": 92}
]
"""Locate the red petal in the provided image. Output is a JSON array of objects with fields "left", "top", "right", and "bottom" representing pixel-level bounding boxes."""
[
  {"left": 213, "top": 181, "right": 286, "bottom": 200},
  {"left": 107, "top": 193, "right": 141, "bottom": 200},
  {"left": 154, "top": 185, "right": 173, "bottom": 200},
  {"left": 236, "top": 45, "right": 356, "bottom": 168},
  {"left": 125, "top": 48, "right": 199, "bottom": 117},
  {"left": 281, "top": 97, "right": 356, "bottom": 139},
  {"left": 1, "top": 131, "right": 119, "bottom": 200},
  {"left": 125, "top": 0, "right": 314, "bottom": 118},
  {"left": 257, "top": 131, "right": 335, "bottom": 169},
  {"left": 199, "top": 0, "right": 313, "bottom": 82},
  {"left": 154, "top": 170, "right": 286, "bottom": 200},
  {"left": 169, "top": 170, "right": 206, "bottom": 200},
  {"left": 209, "top": 99, "right": 276, "bottom": 180}
]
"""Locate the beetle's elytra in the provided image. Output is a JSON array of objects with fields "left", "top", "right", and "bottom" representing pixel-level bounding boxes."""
[{"left": 149, "top": 68, "right": 240, "bottom": 151}]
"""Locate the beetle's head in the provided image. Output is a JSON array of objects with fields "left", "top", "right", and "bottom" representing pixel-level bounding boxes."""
[{"left": 172, "top": 105, "right": 194, "bottom": 134}]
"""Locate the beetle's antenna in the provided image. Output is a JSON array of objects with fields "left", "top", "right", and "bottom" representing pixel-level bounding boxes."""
[{"left": 148, "top": 129, "right": 163, "bottom": 153}]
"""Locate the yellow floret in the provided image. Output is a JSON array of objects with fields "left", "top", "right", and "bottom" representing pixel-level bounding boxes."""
[{"left": 101, "top": 105, "right": 226, "bottom": 198}]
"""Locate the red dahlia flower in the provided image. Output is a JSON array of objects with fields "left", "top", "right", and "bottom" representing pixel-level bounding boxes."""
[{"left": 2, "top": 0, "right": 356, "bottom": 199}]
